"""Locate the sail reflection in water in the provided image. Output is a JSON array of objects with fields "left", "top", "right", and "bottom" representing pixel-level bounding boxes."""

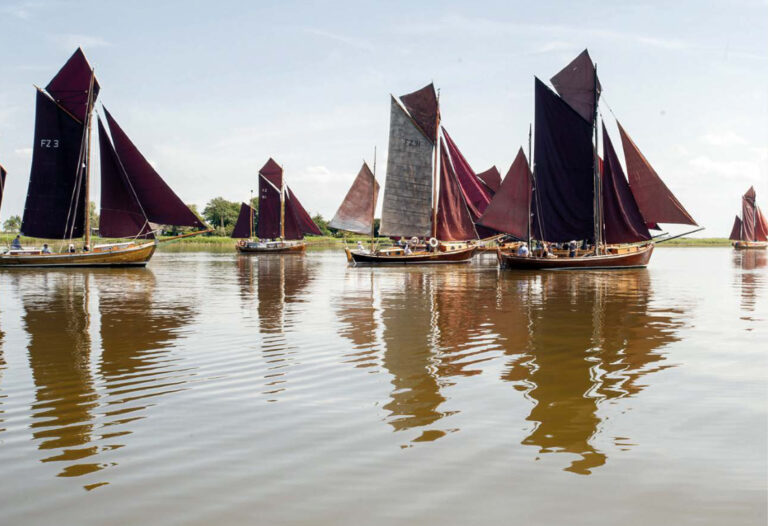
[
  {"left": 733, "top": 250, "right": 766, "bottom": 317},
  {"left": 334, "top": 266, "right": 683, "bottom": 471},
  {"left": 13, "top": 269, "right": 197, "bottom": 487}
]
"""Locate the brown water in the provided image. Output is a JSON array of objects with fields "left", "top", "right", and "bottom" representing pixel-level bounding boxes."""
[{"left": 0, "top": 247, "right": 765, "bottom": 525}]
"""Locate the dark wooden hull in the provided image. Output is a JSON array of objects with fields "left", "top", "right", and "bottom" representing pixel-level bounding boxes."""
[
  {"left": 498, "top": 244, "right": 654, "bottom": 270},
  {"left": 0, "top": 242, "right": 156, "bottom": 268},
  {"left": 348, "top": 245, "right": 478, "bottom": 264},
  {"left": 733, "top": 241, "right": 768, "bottom": 250},
  {"left": 236, "top": 242, "right": 306, "bottom": 254}
]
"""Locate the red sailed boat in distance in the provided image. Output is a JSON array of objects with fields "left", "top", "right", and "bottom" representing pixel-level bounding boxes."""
[
  {"left": 481, "top": 50, "right": 699, "bottom": 270},
  {"left": 340, "top": 83, "right": 479, "bottom": 264},
  {"left": 232, "top": 158, "right": 321, "bottom": 254},
  {"left": 729, "top": 186, "right": 768, "bottom": 250},
  {"left": 0, "top": 49, "right": 209, "bottom": 268}
]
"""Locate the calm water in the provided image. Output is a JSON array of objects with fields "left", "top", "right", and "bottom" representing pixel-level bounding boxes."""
[{"left": 0, "top": 247, "right": 765, "bottom": 525}]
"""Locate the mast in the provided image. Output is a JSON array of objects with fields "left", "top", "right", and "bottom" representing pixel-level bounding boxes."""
[
  {"left": 250, "top": 189, "right": 254, "bottom": 239},
  {"left": 371, "top": 146, "right": 377, "bottom": 248},
  {"left": 592, "top": 64, "right": 602, "bottom": 254},
  {"left": 280, "top": 165, "right": 285, "bottom": 239},
  {"left": 431, "top": 89, "right": 441, "bottom": 240},
  {"left": 527, "top": 123, "right": 532, "bottom": 250},
  {"left": 83, "top": 70, "right": 96, "bottom": 249}
]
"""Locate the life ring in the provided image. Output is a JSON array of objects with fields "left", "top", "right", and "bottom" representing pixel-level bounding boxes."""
[
  {"left": 238, "top": 240, "right": 246, "bottom": 247},
  {"left": 409, "top": 236, "right": 419, "bottom": 245},
  {"left": 428, "top": 237, "right": 439, "bottom": 248}
]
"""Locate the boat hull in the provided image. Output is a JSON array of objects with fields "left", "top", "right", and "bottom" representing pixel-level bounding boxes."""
[
  {"left": 733, "top": 241, "right": 768, "bottom": 250},
  {"left": 498, "top": 243, "right": 654, "bottom": 270},
  {"left": 0, "top": 242, "right": 157, "bottom": 268},
  {"left": 236, "top": 241, "right": 306, "bottom": 254},
  {"left": 348, "top": 245, "right": 478, "bottom": 264}
]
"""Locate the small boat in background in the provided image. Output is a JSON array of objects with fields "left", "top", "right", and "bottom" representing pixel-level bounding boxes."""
[
  {"left": 482, "top": 50, "right": 699, "bottom": 270},
  {"left": 0, "top": 49, "right": 208, "bottom": 268},
  {"left": 729, "top": 187, "right": 768, "bottom": 250},
  {"left": 233, "top": 158, "right": 321, "bottom": 254},
  {"left": 343, "top": 83, "right": 479, "bottom": 264}
]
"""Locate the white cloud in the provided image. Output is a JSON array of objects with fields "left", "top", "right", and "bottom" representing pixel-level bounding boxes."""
[
  {"left": 688, "top": 155, "right": 762, "bottom": 181},
  {"left": 701, "top": 130, "right": 747, "bottom": 147}
]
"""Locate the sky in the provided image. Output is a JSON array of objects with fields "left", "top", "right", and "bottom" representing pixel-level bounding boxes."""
[{"left": 0, "top": 0, "right": 766, "bottom": 237}]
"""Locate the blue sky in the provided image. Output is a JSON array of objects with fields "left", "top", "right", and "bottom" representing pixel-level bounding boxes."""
[{"left": 0, "top": 0, "right": 766, "bottom": 236}]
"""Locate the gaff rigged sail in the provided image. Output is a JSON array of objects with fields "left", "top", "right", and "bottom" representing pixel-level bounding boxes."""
[
  {"left": 550, "top": 49, "right": 601, "bottom": 123},
  {"left": 46, "top": 48, "right": 100, "bottom": 123}
]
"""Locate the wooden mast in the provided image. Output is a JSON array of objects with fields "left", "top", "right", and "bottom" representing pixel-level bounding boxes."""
[
  {"left": 431, "top": 89, "right": 441, "bottom": 240},
  {"left": 250, "top": 189, "right": 254, "bottom": 239},
  {"left": 527, "top": 123, "right": 533, "bottom": 251},
  {"left": 371, "top": 146, "right": 377, "bottom": 249},
  {"left": 83, "top": 70, "right": 96, "bottom": 250},
  {"left": 592, "top": 64, "right": 602, "bottom": 255},
  {"left": 280, "top": 165, "right": 285, "bottom": 239}
]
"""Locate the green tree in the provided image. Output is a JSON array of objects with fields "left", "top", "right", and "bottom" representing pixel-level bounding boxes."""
[
  {"left": 203, "top": 197, "right": 240, "bottom": 236},
  {"left": 3, "top": 215, "right": 21, "bottom": 233},
  {"left": 89, "top": 201, "right": 99, "bottom": 231},
  {"left": 311, "top": 213, "right": 332, "bottom": 237}
]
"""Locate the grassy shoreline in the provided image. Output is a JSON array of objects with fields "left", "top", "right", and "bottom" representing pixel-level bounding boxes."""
[{"left": 0, "top": 233, "right": 732, "bottom": 249}]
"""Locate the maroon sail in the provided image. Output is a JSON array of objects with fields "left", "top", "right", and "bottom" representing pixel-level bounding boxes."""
[
  {"left": 286, "top": 187, "right": 322, "bottom": 238},
  {"left": 231, "top": 202, "right": 255, "bottom": 239},
  {"left": 601, "top": 126, "right": 651, "bottom": 244},
  {"left": 257, "top": 159, "right": 282, "bottom": 239},
  {"left": 741, "top": 194, "right": 756, "bottom": 242},
  {"left": 729, "top": 216, "right": 742, "bottom": 241},
  {"left": 400, "top": 83, "right": 439, "bottom": 142},
  {"left": 328, "top": 162, "right": 379, "bottom": 234},
  {"left": 477, "top": 148, "right": 531, "bottom": 240},
  {"left": 442, "top": 127, "right": 492, "bottom": 217},
  {"left": 477, "top": 166, "right": 502, "bottom": 194},
  {"left": 21, "top": 90, "right": 87, "bottom": 239},
  {"left": 755, "top": 207, "right": 768, "bottom": 242},
  {"left": 618, "top": 122, "right": 697, "bottom": 226},
  {"left": 0, "top": 163, "right": 6, "bottom": 210},
  {"left": 532, "top": 78, "right": 594, "bottom": 242},
  {"left": 46, "top": 48, "right": 100, "bottom": 123},
  {"left": 436, "top": 138, "right": 477, "bottom": 241},
  {"left": 550, "top": 49, "right": 601, "bottom": 123},
  {"left": 103, "top": 108, "right": 204, "bottom": 229},
  {"left": 98, "top": 118, "right": 154, "bottom": 239}
]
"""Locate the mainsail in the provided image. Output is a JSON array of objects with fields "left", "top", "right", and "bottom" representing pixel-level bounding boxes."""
[
  {"left": 379, "top": 96, "right": 434, "bottom": 238},
  {"left": 601, "top": 126, "right": 651, "bottom": 244},
  {"left": 21, "top": 89, "right": 89, "bottom": 239},
  {"left": 329, "top": 162, "right": 379, "bottom": 234},
  {"left": 729, "top": 216, "right": 742, "bottom": 241},
  {"left": 231, "top": 203, "right": 256, "bottom": 239},
  {"left": 741, "top": 189, "right": 756, "bottom": 242},
  {"left": 256, "top": 158, "right": 320, "bottom": 240},
  {"left": 477, "top": 166, "right": 502, "bottom": 194},
  {"left": 435, "top": 138, "right": 476, "bottom": 241},
  {"left": 550, "top": 49, "right": 601, "bottom": 123},
  {"left": 477, "top": 148, "right": 531, "bottom": 240},
  {"left": 532, "top": 78, "right": 595, "bottom": 242},
  {"left": 102, "top": 108, "right": 204, "bottom": 231},
  {"left": 617, "top": 122, "right": 697, "bottom": 227},
  {"left": 97, "top": 118, "right": 154, "bottom": 238},
  {"left": 0, "top": 163, "right": 6, "bottom": 210}
]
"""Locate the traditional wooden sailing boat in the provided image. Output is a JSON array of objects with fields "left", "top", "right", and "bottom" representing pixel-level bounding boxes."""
[
  {"left": 729, "top": 186, "right": 768, "bottom": 249},
  {"left": 343, "top": 83, "right": 479, "bottom": 264},
  {"left": 0, "top": 49, "right": 208, "bottom": 268},
  {"left": 232, "top": 158, "right": 321, "bottom": 253},
  {"left": 483, "top": 50, "right": 699, "bottom": 270}
]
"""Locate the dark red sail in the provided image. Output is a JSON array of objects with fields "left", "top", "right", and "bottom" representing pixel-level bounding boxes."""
[
  {"left": 477, "top": 148, "right": 531, "bottom": 240},
  {"left": 728, "top": 216, "right": 742, "bottom": 241},
  {"left": 436, "top": 138, "right": 477, "bottom": 241},
  {"left": 98, "top": 118, "right": 154, "bottom": 239},
  {"left": 103, "top": 107, "right": 204, "bottom": 229},
  {"left": 741, "top": 193, "right": 756, "bottom": 242},
  {"left": 286, "top": 187, "right": 322, "bottom": 238},
  {"left": 400, "top": 83, "right": 439, "bottom": 142},
  {"left": 550, "top": 49, "right": 601, "bottom": 123},
  {"left": 532, "top": 78, "right": 595, "bottom": 242},
  {"left": 0, "top": 163, "right": 6, "bottom": 210},
  {"left": 755, "top": 207, "right": 768, "bottom": 242},
  {"left": 618, "top": 122, "right": 697, "bottom": 226},
  {"left": 231, "top": 202, "right": 255, "bottom": 239},
  {"left": 442, "top": 127, "right": 492, "bottom": 217},
  {"left": 257, "top": 159, "right": 282, "bottom": 239},
  {"left": 21, "top": 90, "right": 87, "bottom": 239},
  {"left": 601, "top": 126, "right": 651, "bottom": 244},
  {"left": 477, "top": 166, "right": 502, "bottom": 194},
  {"left": 328, "top": 162, "right": 379, "bottom": 234},
  {"left": 46, "top": 48, "right": 100, "bottom": 123}
]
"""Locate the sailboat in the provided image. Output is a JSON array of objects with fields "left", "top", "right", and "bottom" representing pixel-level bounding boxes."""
[
  {"left": 327, "top": 161, "right": 379, "bottom": 260},
  {"left": 0, "top": 49, "right": 209, "bottom": 268},
  {"left": 729, "top": 186, "right": 768, "bottom": 250},
  {"left": 232, "top": 158, "right": 321, "bottom": 253},
  {"left": 485, "top": 50, "right": 699, "bottom": 270},
  {"left": 344, "top": 83, "right": 479, "bottom": 264}
]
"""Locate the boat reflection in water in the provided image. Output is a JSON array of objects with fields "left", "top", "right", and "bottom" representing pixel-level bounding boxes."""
[
  {"left": 16, "top": 269, "right": 196, "bottom": 488},
  {"left": 733, "top": 249, "right": 766, "bottom": 316},
  {"left": 334, "top": 267, "right": 683, "bottom": 472}
]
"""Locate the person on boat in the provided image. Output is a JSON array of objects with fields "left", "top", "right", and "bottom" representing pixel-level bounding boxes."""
[
  {"left": 568, "top": 240, "right": 577, "bottom": 258},
  {"left": 42, "top": 244, "right": 51, "bottom": 254},
  {"left": 68, "top": 243, "right": 76, "bottom": 253},
  {"left": 83, "top": 244, "right": 90, "bottom": 252},
  {"left": 356, "top": 240, "right": 366, "bottom": 253},
  {"left": 404, "top": 244, "right": 412, "bottom": 255},
  {"left": 517, "top": 243, "right": 529, "bottom": 257},
  {"left": 11, "top": 235, "right": 22, "bottom": 250}
]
